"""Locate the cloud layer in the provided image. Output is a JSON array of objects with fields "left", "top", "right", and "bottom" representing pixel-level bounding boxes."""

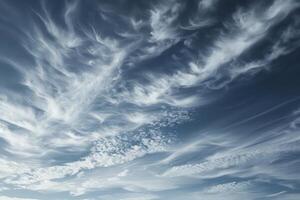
[{"left": 0, "top": 0, "right": 300, "bottom": 199}]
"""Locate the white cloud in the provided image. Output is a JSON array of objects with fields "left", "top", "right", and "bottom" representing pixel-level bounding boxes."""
[
  {"left": 0, "top": 197, "right": 39, "bottom": 200},
  {"left": 0, "top": 0, "right": 299, "bottom": 199},
  {"left": 204, "top": 181, "right": 251, "bottom": 193},
  {"left": 149, "top": 0, "right": 182, "bottom": 42}
]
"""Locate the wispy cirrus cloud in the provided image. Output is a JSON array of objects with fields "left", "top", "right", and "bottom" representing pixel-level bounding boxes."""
[{"left": 0, "top": 0, "right": 300, "bottom": 199}]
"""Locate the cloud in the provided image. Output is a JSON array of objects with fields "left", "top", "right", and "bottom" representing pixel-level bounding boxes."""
[
  {"left": 113, "top": 0, "right": 300, "bottom": 108},
  {"left": 266, "top": 191, "right": 287, "bottom": 198},
  {"left": 0, "top": 197, "right": 38, "bottom": 200},
  {"left": 163, "top": 102, "right": 300, "bottom": 178},
  {"left": 204, "top": 181, "right": 251, "bottom": 193},
  {"left": 149, "top": 0, "right": 181, "bottom": 42},
  {"left": 4, "top": 129, "right": 171, "bottom": 186},
  {"left": 0, "top": 0, "right": 299, "bottom": 199},
  {"left": 180, "top": 0, "right": 218, "bottom": 30}
]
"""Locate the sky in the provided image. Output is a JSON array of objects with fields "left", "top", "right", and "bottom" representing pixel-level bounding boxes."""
[{"left": 0, "top": 0, "right": 300, "bottom": 199}]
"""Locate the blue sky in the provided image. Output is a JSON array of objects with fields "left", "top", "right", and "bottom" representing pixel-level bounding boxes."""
[{"left": 0, "top": 0, "right": 300, "bottom": 199}]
